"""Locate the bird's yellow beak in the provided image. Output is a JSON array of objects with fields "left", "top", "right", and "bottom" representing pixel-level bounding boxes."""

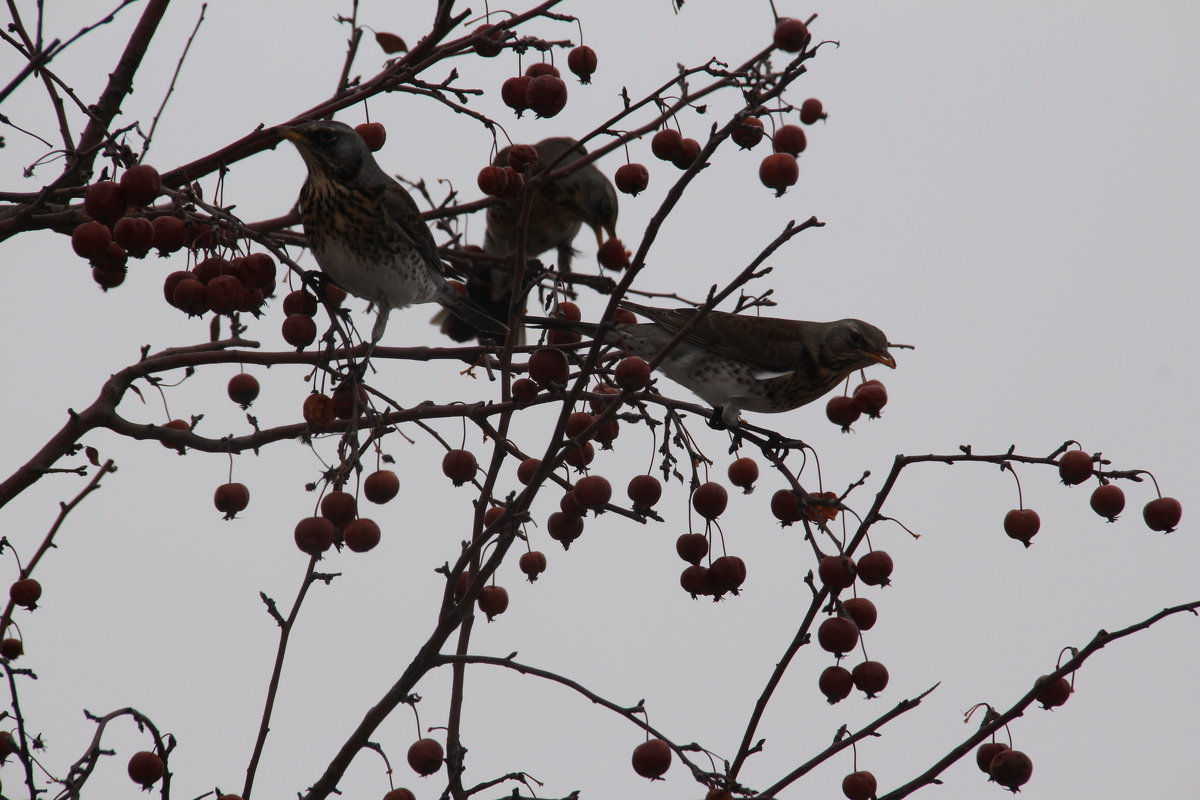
[
  {"left": 868, "top": 352, "right": 897, "bottom": 369},
  {"left": 275, "top": 126, "right": 304, "bottom": 143},
  {"left": 593, "top": 222, "right": 617, "bottom": 248}
]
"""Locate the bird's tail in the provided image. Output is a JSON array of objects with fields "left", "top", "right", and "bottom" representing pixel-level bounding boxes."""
[
  {"left": 522, "top": 315, "right": 604, "bottom": 338},
  {"left": 435, "top": 285, "right": 509, "bottom": 340}
]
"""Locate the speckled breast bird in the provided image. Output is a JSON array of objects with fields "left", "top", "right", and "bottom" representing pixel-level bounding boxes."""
[
  {"left": 277, "top": 120, "right": 505, "bottom": 346},
  {"left": 530, "top": 301, "right": 896, "bottom": 426},
  {"left": 436, "top": 137, "right": 618, "bottom": 342}
]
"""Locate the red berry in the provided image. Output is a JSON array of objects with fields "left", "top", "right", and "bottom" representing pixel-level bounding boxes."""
[
  {"left": 706, "top": 790, "right": 734, "bottom": 800},
  {"left": 1143, "top": 496, "right": 1182, "bottom": 532},
  {"left": 567, "top": 45, "right": 597, "bottom": 83},
  {"left": 283, "top": 290, "right": 319, "bottom": 316},
  {"left": 331, "top": 383, "right": 368, "bottom": 420},
  {"left": 344, "top": 518, "right": 381, "bottom": 552},
  {"left": 501, "top": 75, "right": 532, "bottom": 113},
  {"left": 119, "top": 164, "right": 162, "bottom": 206},
  {"left": 214, "top": 482, "right": 250, "bottom": 517},
  {"left": 92, "top": 264, "right": 125, "bottom": 290},
  {"left": 302, "top": 394, "right": 335, "bottom": 428},
  {"left": 852, "top": 660, "right": 889, "bottom": 697},
  {"left": 1057, "top": 449, "right": 1093, "bottom": 485},
  {"left": 615, "top": 163, "right": 649, "bottom": 196},
  {"left": 627, "top": 475, "right": 662, "bottom": 509},
  {"left": 613, "top": 357, "right": 650, "bottom": 391},
  {"left": 562, "top": 441, "right": 595, "bottom": 469},
  {"left": 112, "top": 217, "right": 154, "bottom": 257},
  {"left": 727, "top": 458, "right": 759, "bottom": 491},
  {"left": 511, "top": 377, "right": 540, "bottom": 403},
  {"left": 71, "top": 221, "right": 112, "bottom": 259},
  {"left": 1089, "top": 484, "right": 1125, "bottom": 521},
  {"left": 516, "top": 458, "right": 541, "bottom": 486},
  {"left": 547, "top": 511, "right": 584, "bottom": 548},
  {"left": 84, "top": 181, "right": 127, "bottom": 224},
  {"left": 573, "top": 475, "right": 612, "bottom": 511},
  {"left": 442, "top": 450, "right": 477, "bottom": 486},
  {"left": 770, "top": 489, "right": 803, "bottom": 524},
  {"left": 597, "top": 237, "right": 631, "bottom": 270},
  {"left": 477, "top": 165, "right": 512, "bottom": 197},
  {"left": 525, "top": 62, "right": 560, "bottom": 78},
  {"left": 152, "top": 215, "right": 186, "bottom": 253},
  {"left": 478, "top": 585, "right": 509, "bottom": 620},
  {"left": 671, "top": 137, "right": 701, "bottom": 170},
  {"left": 800, "top": 97, "right": 826, "bottom": 125},
  {"left": 282, "top": 313, "right": 318, "bottom": 348},
  {"left": 709, "top": 555, "right": 747, "bottom": 595},
  {"left": 241, "top": 253, "right": 276, "bottom": 291},
  {"left": 1004, "top": 508, "right": 1040, "bottom": 547},
  {"left": 555, "top": 301, "right": 582, "bottom": 321},
  {"left": 841, "top": 770, "right": 877, "bottom": 800},
  {"left": 92, "top": 241, "right": 127, "bottom": 275},
  {"left": 365, "top": 470, "right": 400, "bottom": 504},
  {"left": 355, "top": 122, "right": 386, "bottom": 152},
  {"left": 525, "top": 75, "right": 568, "bottom": 117},
  {"left": 651, "top": 129, "right": 684, "bottom": 161},
  {"left": 0, "top": 638, "right": 23, "bottom": 660},
  {"left": 565, "top": 411, "right": 596, "bottom": 440},
  {"left": 826, "top": 395, "right": 861, "bottom": 430},
  {"left": 818, "top": 555, "right": 857, "bottom": 590},
  {"left": 988, "top": 749, "right": 1033, "bottom": 791},
  {"left": 127, "top": 751, "right": 165, "bottom": 786},
  {"left": 507, "top": 144, "right": 539, "bottom": 171},
  {"left": 680, "top": 564, "right": 713, "bottom": 596},
  {"left": 731, "top": 116, "right": 765, "bottom": 149},
  {"left": 320, "top": 490, "right": 357, "bottom": 525},
  {"left": 9, "top": 579, "right": 41, "bottom": 609},
  {"left": 163, "top": 272, "right": 193, "bottom": 308},
  {"left": 843, "top": 597, "right": 877, "bottom": 631},
  {"left": 207, "top": 274, "right": 244, "bottom": 315},
  {"left": 384, "top": 789, "right": 416, "bottom": 800},
  {"left": 852, "top": 380, "right": 888, "bottom": 417},
  {"left": 631, "top": 739, "right": 671, "bottom": 779},
  {"left": 519, "top": 551, "right": 548, "bottom": 581},
  {"left": 161, "top": 419, "right": 191, "bottom": 450},
  {"left": 819, "top": 665, "right": 854, "bottom": 703},
  {"left": 1034, "top": 674, "right": 1072, "bottom": 709},
  {"left": 857, "top": 550, "right": 893, "bottom": 587},
  {"left": 759, "top": 153, "right": 799, "bottom": 195},
  {"left": 976, "top": 742, "right": 1010, "bottom": 773},
  {"left": 472, "top": 24, "right": 507, "bottom": 57},
  {"left": 407, "top": 738, "right": 444, "bottom": 775},
  {"left": 817, "top": 616, "right": 860, "bottom": 656},
  {"left": 773, "top": 17, "right": 810, "bottom": 52},
  {"left": 529, "top": 347, "right": 570, "bottom": 387},
  {"left": 294, "top": 517, "right": 335, "bottom": 555},
  {"left": 772, "top": 124, "right": 807, "bottom": 156},
  {"left": 675, "top": 533, "right": 709, "bottom": 565},
  {"left": 692, "top": 482, "right": 728, "bottom": 519}
]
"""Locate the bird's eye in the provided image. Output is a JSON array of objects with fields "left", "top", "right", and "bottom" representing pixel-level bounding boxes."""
[
  {"left": 849, "top": 330, "right": 866, "bottom": 348},
  {"left": 315, "top": 130, "right": 338, "bottom": 144}
]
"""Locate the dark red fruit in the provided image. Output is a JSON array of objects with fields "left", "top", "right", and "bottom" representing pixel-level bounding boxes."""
[
  {"left": 477, "top": 165, "right": 512, "bottom": 197},
  {"left": 1057, "top": 449, "right": 1093, "bottom": 485},
  {"left": 383, "top": 790, "right": 416, "bottom": 800},
  {"left": 529, "top": 347, "right": 569, "bottom": 386},
  {"left": 501, "top": 75, "right": 532, "bottom": 112},
  {"left": 614, "top": 356, "right": 651, "bottom": 390},
  {"left": 843, "top": 597, "right": 877, "bottom": 631},
  {"left": 819, "top": 665, "right": 854, "bottom": 703},
  {"left": 206, "top": 274, "right": 244, "bottom": 315},
  {"left": 71, "top": 221, "right": 112, "bottom": 259},
  {"left": 161, "top": 419, "right": 191, "bottom": 450},
  {"left": 628, "top": 475, "right": 663, "bottom": 509},
  {"left": 573, "top": 475, "right": 612, "bottom": 511},
  {"left": 565, "top": 411, "right": 596, "bottom": 440},
  {"left": 111, "top": 217, "right": 154, "bottom": 258},
  {"left": 84, "top": 181, "right": 127, "bottom": 224},
  {"left": 9, "top": 579, "right": 41, "bottom": 609},
  {"left": 214, "top": 482, "right": 250, "bottom": 517},
  {"left": 283, "top": 290, "right": 319, "bottom": 316},
  {"left": 826, "top": 395, "right": 861, "bottom": 430},
  {"left": 731, "top": 116, "right": 765, "bottom": 149},
  {"left": 525, "top": 62, "right": 560, "bottom": 78},
  {"left": 302, "top": 394, "right": 335, "bottom": 428},
  {"left": 478, "top": 585, "right": 509, "bottom": 620},
  {"left": 709, "top": 555, "right": 747, "bottom": 595},
  {"left": 597, "top": 237, "right": 631, "bottom": 270},
  {"left": 1143, "top": 497, "right": 1182, "bottom": 532},
  {"left": 331, "top": 383, "right": 368, "bottom": 420},
  {"left": 615, "top": 163, "right": 649, "bottom": 195},
  {"left": 120, "top": 165, "right": 161, "bottom": 206},
  {"left": 282, "top": 314, "right": 318, "bottom": 348},
  {"left": 547, "top": 511, "right": 584, "bottom": 548},
  {"left": 857, "top": 550, "right": 893, "bottom": 587},
  {"left": 852, "top": 660, "right": 889, "bottom": 697},
  {"left": 241, "top": 252, "right": 276, "bottom": 291},
  {"left": 841, "top": 770, "right": 877, "bottom": 800},
  {"left": 355, "top": 122, "right": 386, "bottom": 151},
  {"left": 988, "top": 749, "right": 1033, "bottom": 791},
  {"left": 675, "top": 533, "right": 709, "bottom": 565},
  {"left": 364, "top": 470, "right": 400, "bottom": 504},
  {"left": 152, "top": 215, "right": 187, "bottom": 253},
  {"left": 817, "top": 616, "right": 860, "bottom": 656},
  {"left": 92, "top": 265, "right": 125, "bottom": 290},
  {"left": 407, "top": 738, "right": 444, "bottom": 775},
  {"left": 818, "top": 555, "right": 857, "bottom": 590},
  {"left": 511, "top": 377, "right": 539, "bottom": 403},
  {"left": 320, "top": 491, "right": 357, "bottom": 526},
  {"left": 472, "top": 24, "right": 506, "bottom": 57},
  {"left": 525, "top": 75, "right": 567, "bottom": 117},
  {"left": 442, "top": 450, "right": 477, "bottom": 486},
  {"left": 772, "top": 124, "right": 807, "bottom": 156},
  {"left": 160, "top": 272, "right": 190, "bottom": 306},
  {"left": 852, "top": 380, "right": 888, "bottom": 417},
  {"left": 727, "top": 457, "right": 759, "bottom": 491},
  {"left": 631, "top": 739, "right": 671, "bottom": 779},
  {"left": 92, "top": 242, "right": 127, "bottom": 275},
  {"left": 567, "top": 45, "right": 597, "bottom": 83},
  {"left": 519, "top": 551, "right": 547, "bottom": 581},
  {"left": 1086, "top": 484, "right": 1124, "bottom": 521},
  {"left": 344, "top": 518, "right": 381, "bottom": 552},
  {"left": 692, "top": 482, "right": 728, "bottom": 519},
  {"left": 1004, "top": 508, "right": 1040, "bottom": 546},
  {"left": 680, "top": 564, "right": 713, "bottom": 596},
  {"left": 127, "top": 751, "right": 165, "bottom": 786},
  {"left": 706, "top": 790, "right": 734, "bottom": 800},
  {"left": 507, "top": 144, "right": 539, "bottom": 171},
  {"left": 0, "top": 638, "right": 23, "bottom": 660},
  {"left": 759, "top": 153, "right": 799, "bottom": 195},
  {"left": 976, "top": 742, "right": 1010, "bottom": 773},
  {"left": 671, "top": 137, "right": 701, "bottom": 170},
  {"left": 562, "top": 441, "right": 595, "bottom": 469},
  {"left": 773, "top": 17, "right": 810, "bottom": 52},
  {"left": 800, "top": 98, "right": 826, "bottom": 125},
  {"left": 516, "top": 458, "right": 541, "bottom": 486},
  {"left": 1034, "top": 674, "right": 1072, "bottom": 709},
  {"left": 651, "top": 129, "right": 684, "bottom": 161},
  {"left": 294, "top": 517, "right": 335, "bottom": 555},
  {"left": 770, "top": 489, "right": 803, "bottom": 524}
]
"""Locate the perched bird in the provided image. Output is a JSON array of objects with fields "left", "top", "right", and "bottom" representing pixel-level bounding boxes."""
[
  {"left": 436, "top": 137, "right": 619, "bottom": 342},
  {"left": 529, "top": 301, "right": 897, "bottom": 426},
  {"left": 277, "top": 120, "right": 505, "bottom": 347}
]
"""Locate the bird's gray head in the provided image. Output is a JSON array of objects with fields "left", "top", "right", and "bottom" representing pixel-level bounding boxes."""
[
  {"left": 541, "top": 137, "right": 619, "bottom": 244},
  {"left": 821, "top": 319, "right": 896, "bottom": 371},
  {"left": 276, "top": 120, "right": 377, "bottom": 184}
]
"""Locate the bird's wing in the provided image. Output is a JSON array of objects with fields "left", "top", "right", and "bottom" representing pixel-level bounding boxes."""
[{"left": 378, "top": 180, "right": 448, "bottom": 277}]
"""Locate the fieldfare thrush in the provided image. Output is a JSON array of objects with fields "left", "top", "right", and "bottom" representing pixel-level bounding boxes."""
[
  {"left": 435, "top": 136, "right": 618, "bottom": 342},
  {"left": 278, "top": 120, "right": 505, "bottom": 347},
  {"left": 530, "top": 301, "right": 896, "bottom": 426}
]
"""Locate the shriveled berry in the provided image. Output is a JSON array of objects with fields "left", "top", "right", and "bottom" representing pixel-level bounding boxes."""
[
  {"left": 294, "top": 517, "right": 335, "bottom": 555},
  {"left": 817, "top": 616, "right": 859, "bottom": 656},
  {"left": 628, "top": 474, "right": 662, "bottom": 508},
  {"left": 442, "top": 450, "right": 477, "bottom": 486},
  {"left": 567, "top": 45, "right": 597, "bottom": 83},
  {"left": 364, "top": 470, "right": 400, "bottom": 504},
  {"left": 852, "top": 660, "right": 889, "bottom": 697},
  {"left": 127, "top": 751, "right": 165, "bottom": 786},
  {"left": 731, "top": 116, "right": 765, "bottom": 149},
  {"left": 71, "top": 221, "right": 112, "bottom": 259},
  {"left": 1143, "top": 496, "right": 1182, "bottom": 532},
  {"left": 773, "top": 17, "right": 810, "bottom": 52},
  {"left": 651, "top": 129, "right": 684, "bottom": 161},
  {"left": 759, "top": 153, "right": 799, "bottom": 195},
  {"left": 1089, "top": 484, "right": 1125, "bottom": 521},
  {"left": 772, "top": 124, "right": 807, "bottom": 156},
  {"left": 615, "top": 163, "right": 649, "bottom": 196},
  {"left": 800, "top": 97, "right": 826, "bottom": 124},
  {"left": 631, "top": 739, "right": 671, "bottom": 779},
  {"left": 374, "top": 31, "right": 407, "bottom": 53},
  {"left": 120, "top": 165, "right": 161, "bottom": 206},
  {"left": 344, "top": 518, "right": 381, "bottom": 552},
  {"left": 843, "top": 597, "right": 877, "bottom": 630},
  {"left": 520, "top": 551, "right": 547, "bottom": 581},
  {"left": 1004, "top": 508, "right": 1040, "bottom": 547},
  {"left": 857, "top": 550, "right": 893, "bottom": 587},
  {"left": 692, "top": 482, "right": 728, "bottom": 519},
  {"left": 407, "top": 738, "right": 444, "bottom": 775},
  {"left": 819, "top": 665, "right": 853, "bottom": 703}
]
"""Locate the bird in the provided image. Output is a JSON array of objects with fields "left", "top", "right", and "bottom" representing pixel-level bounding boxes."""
[
  {"left": 277, "top": 120, "right": 505, "bottom": 349},
  {"left": 435, "top": 137, "right": 619, "bottom": 342},
  {"left": 528, "top": 301, "right": 897, "bottom": 426}
]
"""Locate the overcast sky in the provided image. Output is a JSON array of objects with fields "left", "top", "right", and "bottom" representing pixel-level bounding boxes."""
[{"left": 1, "top": 2, "right": 1197, "bottom": 799}]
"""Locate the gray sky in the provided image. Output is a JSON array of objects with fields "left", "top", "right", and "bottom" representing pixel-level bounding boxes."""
[{"left": 1, "top": 2, "right": 1197, "bottom": 798}]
